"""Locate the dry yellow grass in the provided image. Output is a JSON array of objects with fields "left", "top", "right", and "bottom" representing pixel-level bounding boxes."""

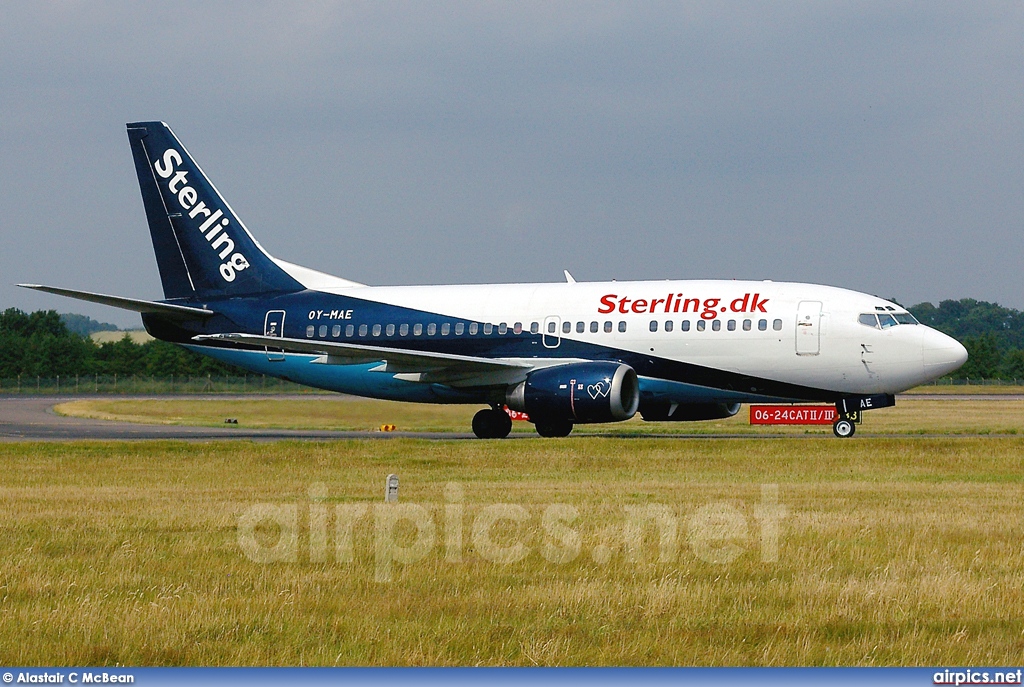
[{"left": 1, "top": 436, "right": 1023, "bottom": 665}]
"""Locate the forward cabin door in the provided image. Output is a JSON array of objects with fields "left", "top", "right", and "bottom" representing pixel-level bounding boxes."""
[
  {"left": 795, "top": 301, "right": 822, "bottom": 356},
  {"left": 264, "top": 310, "right": 286, "bottom": 362}
]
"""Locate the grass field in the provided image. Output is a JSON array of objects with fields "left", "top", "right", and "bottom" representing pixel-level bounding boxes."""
[
  {"left": 57, "top": 396, "right": 1024, "bottom": 436},
  {"left": 2, "top": 432, "right": 1024, "bottom": 665}
]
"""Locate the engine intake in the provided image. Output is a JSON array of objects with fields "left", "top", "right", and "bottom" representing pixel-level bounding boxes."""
[{"left": 507, "top": 362, "right": 639, "bottom": 424}]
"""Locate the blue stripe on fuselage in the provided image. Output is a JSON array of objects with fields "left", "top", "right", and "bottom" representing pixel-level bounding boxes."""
[{"left": 184, "top": 345, "right": 490, "bottom": 403}]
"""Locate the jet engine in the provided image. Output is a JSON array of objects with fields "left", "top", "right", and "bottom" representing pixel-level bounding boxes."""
[{"left": 506, "top": 362, "right": 639, "bottom": 424}]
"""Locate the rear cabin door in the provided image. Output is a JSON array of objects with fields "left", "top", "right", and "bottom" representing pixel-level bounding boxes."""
[
  {"left": 795, "top": 301, "right": 822, "bottom": 356},
  {"left": 264, "top": 310, "right": 285, "bottom": 362}
]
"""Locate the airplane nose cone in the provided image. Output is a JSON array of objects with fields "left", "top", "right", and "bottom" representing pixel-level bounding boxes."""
[{"left": 922, "top": 328, "right": 968, "bottom": 378}]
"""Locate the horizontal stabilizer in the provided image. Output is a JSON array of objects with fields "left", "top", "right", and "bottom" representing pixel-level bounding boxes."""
[
  {"left": 193, "top": 333, "right": 536, "bottom": 387},
  {"left": 18, "top": 284, "right": 214, "bottom": 318}
]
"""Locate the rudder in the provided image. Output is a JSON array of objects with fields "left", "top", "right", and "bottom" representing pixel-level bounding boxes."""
[{"left": 126, "top": 121, "right": 303, "bottom": 300}]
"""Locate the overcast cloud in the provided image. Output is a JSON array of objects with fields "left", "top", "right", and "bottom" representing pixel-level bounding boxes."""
[{"left": 2, "top": 2, "right": 1022, "bottom": 327}]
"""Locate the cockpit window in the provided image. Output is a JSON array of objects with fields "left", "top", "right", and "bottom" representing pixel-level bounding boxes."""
[
  {"left": 859, "top": 314, "right": 878, "bottom": 328},
  {"left": 877, "top": 313, "right": 898, "bottom": 329},
  {"left": 861, "top": 311, "right": 918, "bottom": 328}
]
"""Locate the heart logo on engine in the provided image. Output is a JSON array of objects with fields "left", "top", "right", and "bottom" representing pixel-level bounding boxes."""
[{"left": 587, "top": 381, "right": 610, "bottom": 399}]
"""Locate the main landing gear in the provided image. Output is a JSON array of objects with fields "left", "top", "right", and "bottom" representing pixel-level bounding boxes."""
[
  {"left": 472, "top": 407, "right": 513, "bottom": 439},
  {"left": 534, "top": 418, "right": 573, "bottom": 438}
]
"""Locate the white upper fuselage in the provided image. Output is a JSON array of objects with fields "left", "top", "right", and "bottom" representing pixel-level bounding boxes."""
[{"left": 301, "top": 276, "right": 967, "bottom": 396}]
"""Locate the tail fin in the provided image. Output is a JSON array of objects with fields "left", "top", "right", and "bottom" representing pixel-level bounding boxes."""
[{"left": 126, "top": 121, "right": 303, "bottom": 300}]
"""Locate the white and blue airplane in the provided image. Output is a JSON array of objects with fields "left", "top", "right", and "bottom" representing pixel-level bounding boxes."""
[{"left": 21, "top": 121, "right": 968, "bottom": 438}]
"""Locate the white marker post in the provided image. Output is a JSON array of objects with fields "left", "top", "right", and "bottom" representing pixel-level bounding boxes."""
[{"left": 385, "top": 474, "right": 399, "bottom": 503}]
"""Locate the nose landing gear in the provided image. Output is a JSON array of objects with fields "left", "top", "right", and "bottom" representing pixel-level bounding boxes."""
[
  {"left": 832, "top": 417, "right": 857, "bottom": 438},
  {"left": 832, "top": 393, "right": 895, "bottom": 438}
]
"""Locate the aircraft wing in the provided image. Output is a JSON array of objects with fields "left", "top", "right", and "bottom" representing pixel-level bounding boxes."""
[
  {"left": 192, "top": 333, "right": 541, "bottom": 387},
  {"left": 18, "top": 284, "right": 215, "bottom": 318}
]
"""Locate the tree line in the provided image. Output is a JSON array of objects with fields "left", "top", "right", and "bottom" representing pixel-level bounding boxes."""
[
  {"left": 908, "top": 299, "right": 1024, "bottom": 379},
  {"left": 2, "top": 299, "right": 1024, "bottom": 380},
  {"left": 0, "top": 309, "right": 240, "bottom": 378}
]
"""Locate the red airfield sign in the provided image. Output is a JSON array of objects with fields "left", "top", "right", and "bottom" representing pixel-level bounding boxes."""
[{"left": 750, "top": 405, "right": 836, "bottom": 425}]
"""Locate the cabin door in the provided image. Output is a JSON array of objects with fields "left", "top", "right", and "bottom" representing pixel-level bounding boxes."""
[
  {"left": 264, "top": 310, "right": 286, "bottom": 362},
  {"left": 795, "top": 301, "right": 822, "bottom": 356}
]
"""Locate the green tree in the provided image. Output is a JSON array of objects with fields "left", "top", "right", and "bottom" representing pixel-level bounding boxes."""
[
  {"left": 958, "top": 333, "right": 1002, "bottom": 379},
  {"left": 1001, "top": 349, "right": 1024, "bottom": 381}
]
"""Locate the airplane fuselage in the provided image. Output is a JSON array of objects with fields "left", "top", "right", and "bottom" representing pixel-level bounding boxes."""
[{"left": 156, "top": 278, "right": 966, "bottom": 408}]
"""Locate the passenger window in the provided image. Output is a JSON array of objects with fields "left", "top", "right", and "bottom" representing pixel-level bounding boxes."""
[
  {"left": 548, "top": 321, "right": 556, "bottom": 334},
  {"left": 385, "top": 324, "right": 395, "bottom": 336},
  {"left": 758, "top": 319, "right": 767, "bottom": 331},
  {"left": 576, "top": 321, "right": 585, "bottom": 334},
  {"left": 665, "top": 320, "right": 673, "bottom": 332},
  {"left": 604, "top": 321, "right": 613, "bottom": 333},
  {"left": 773, "top": 319, "right": 782, "bottom": 331},
  {"left": 318, "top": 325, "right": 327, "bottom": 337},
  {"left": 618, "top": 321, "right": 627, "bottom": 333},
  {"left": 441, "top": 323, "right": 450, "bottom": 335},
  {"left": 372, "top": 324, "right": 381, "bottom": 336},
  {"left": 712, "top": 320, "right": 721, "bottom": 331},
  {"left": 742, "top": 319, "right": 751, "bottom": 331},
  {"left": 427, "top": 323, "right": 437, "bottom": 336},
  {"left": 306, "top": 325, "right": 315, "bottom": 338},
  {"left": 455, "top": 322, "right": 464, "bottom": 335},
  {"left": 469, "top": 322, "right": 479, "bottom": 335},
  {"left": 727, "top": 320, "right": 736, "bottom": 331},
  {"left": 681, "top": 320, "right": 690, "bottom": 332},
  {"left": 413, "top": 323, "right": 423, "bottom": 336},
  {"left": 878, "top": 314, "right": 897, "bottom": 329},
  {"left": 498, "top": 323, "right": 508, "bottom": 335},
  {"left": 859, "top": 314, "right": 879, "bottom": 328},
  {"left": 696, "top": 320, "right": 706, "bottom": 331},
  {"left": 483, "top": 323, "right": 493, "bottom": 335},
  {"left": 332, "top": 325, "right": 341, "bottom": 337},
  {"left": 359, "top": 324, "right": 368, "bottom": 337},
  {"left": 345, "top": 324, "right": 354, "bottom": 337},
  {"left": 649, "top": 320, "right": 658, "bottom": 332},
  {"left": 562, "top": 321, "right": 571, "bottom": 334},
  {"left": 530, "top": 322, "right": 539, "bottom": 334},
  {"left": 400, "top": 323, "right": 409, "bottom": 336},
  {"left": 514, "top": 322, "right": 523, "bottom": 334},
  {"left": 590, "top": 321, "right": 598, "bottom": 333}
]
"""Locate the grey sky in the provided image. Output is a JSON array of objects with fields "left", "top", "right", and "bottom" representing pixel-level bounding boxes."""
[{"left": 2, "top": 2, "right": 1022, "bottom": 328}]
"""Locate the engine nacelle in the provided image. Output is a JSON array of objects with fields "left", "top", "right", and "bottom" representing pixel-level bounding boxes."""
[
  {"left": 639, "top": 402, "right": 741, "bottom": 422},
  {"left": 507, "top": 362, "right": 639, "bottom": 424}
]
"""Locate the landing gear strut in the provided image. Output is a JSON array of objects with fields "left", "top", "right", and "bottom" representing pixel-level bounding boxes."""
[{"left": 472, "top": 407, "right": 512, "bottom": 439}]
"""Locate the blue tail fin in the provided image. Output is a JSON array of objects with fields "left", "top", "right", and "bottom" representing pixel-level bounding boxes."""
[{"left": 126, "top": 121, "right": 303, "bottom": 300}]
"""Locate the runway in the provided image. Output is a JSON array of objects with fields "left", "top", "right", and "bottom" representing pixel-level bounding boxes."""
[
  {"left": 0, "top": 396, "right": 474, "bottom": 441},
  {"left": 1, "top": 394, "right": 1018, "bottom": 441}
]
